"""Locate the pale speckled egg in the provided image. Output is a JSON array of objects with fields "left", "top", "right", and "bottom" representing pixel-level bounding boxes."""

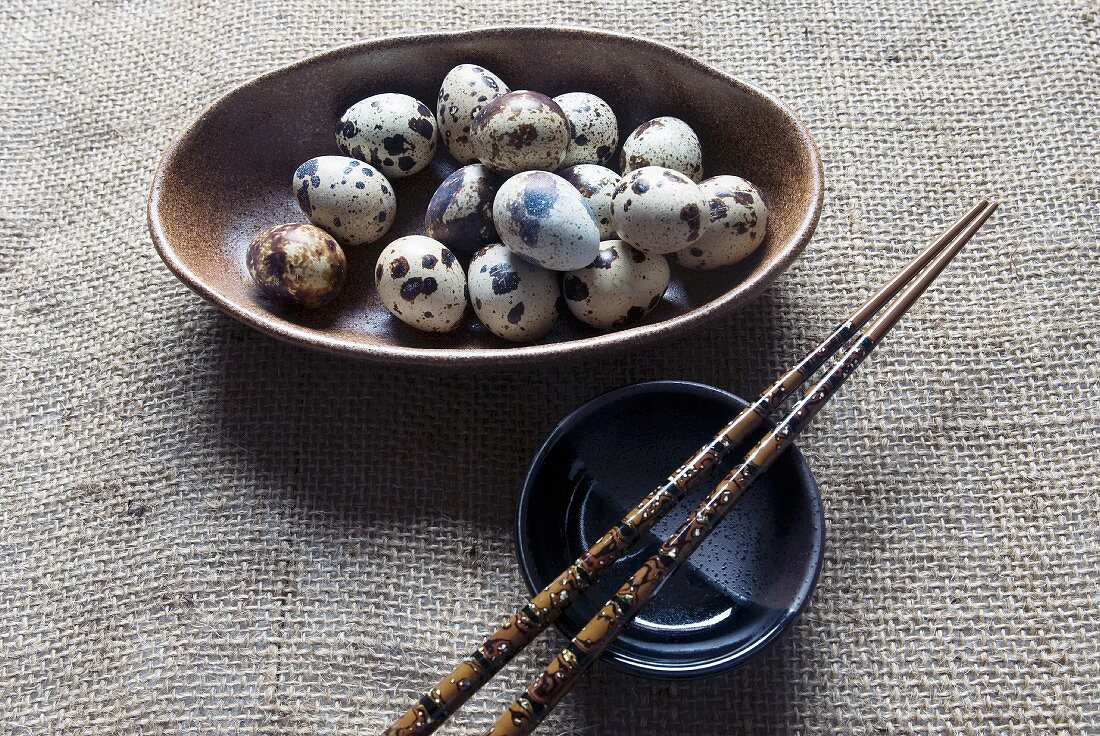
[
  {"left": 374, "top": 236, "right": 467, "bottom": 333},
  {"left": 437, "top": 64, "right": 510, "bottom": 164},
  {"left": 468, "top": 244, "right": 561, "bottom": 342},
  {"left": 293, "top": 156, "right": 396, "bottom": 247},
  {"left": 472, "top": 91, "right": 569, "bottom": 174},
  {"left": 619, "top": 116, "right": 703, "bottom": 182},
  {"left": 336, "top": 93, "right": 438, "bottom": 179},
  {"left": 423, "top": 164, "right": 502, "bottom": 254},
  {"left": 553, "top": 92, "right": 619, "bottom": 168},
  {"left": 492, "top": 171, "right": 601, "bottom": 271},
  {"left": 676, "top": 176, "right": 770, "bottom": 269},
  {"left": 610, "top": 166, "right": 707, "bottom": 254},
  {"left": 562, "top": 240, "right": 670, "bottom": 329},
  {"left": 558, "top": 164, "right": 619, "bottom": 240},
  {"left": 246, "top": 223, "right": 347, "bottom": 309}
]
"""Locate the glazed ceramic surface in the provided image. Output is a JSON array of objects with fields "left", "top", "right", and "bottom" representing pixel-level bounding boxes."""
[
  {"left": 516, "top": 381, "right": 824, "bottom": 678},
  {"left": 149, "top": 27, "right": 822, "bottom": 367}
]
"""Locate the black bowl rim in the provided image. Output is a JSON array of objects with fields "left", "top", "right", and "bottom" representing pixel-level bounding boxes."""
[{"left": 515, "top": 379, "right": 825, "bottom": 679}]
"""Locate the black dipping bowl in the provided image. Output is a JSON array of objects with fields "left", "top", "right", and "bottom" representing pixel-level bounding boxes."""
[{"left": 516, "top": 381, "right": 824, "bottom": 679}]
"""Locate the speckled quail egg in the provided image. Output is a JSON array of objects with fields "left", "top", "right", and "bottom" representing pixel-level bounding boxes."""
[
  {"left": 424, "top": 164, "right": 502, "bottom": 254},
  {"left": 553, "top": 92, "right": 619, "bottom": 168},
  {"left": 336, "top": 93, "right": 438, "bottom": 178},
  {"left": 558, "top": 164, "right": 619, "bottom": 239},
  {"left": 493, "top": 170, "right": 600, "bottom": 271},
  {"left": 374, "top": 236, "right": 467, "bottom": 333},
  {"left": 468, "top": 244, "right": 561, "bottom": 342},
  {"left": 293, "top": 156, "right": 396, "bottom": 246},
  {"left": 562, "top": 240, "right": 670, "bottom": 329},
  {"left": 619, "top": 117, "right": 703, "bottom": 182},
  {"left": 610, "top": 166, "right": 707, "bottom": 254},
  {"left": 246, "top": 223, "right": 347, "bottom": 309},
  {"left": 676, "top": 176, "right": 770, "bottom": 269},
  {"left": 472, "top": 91, "right": 569, "bottom": 174},
  {"left": 437, "top": 64, "right": 510, "bottom": 164}
]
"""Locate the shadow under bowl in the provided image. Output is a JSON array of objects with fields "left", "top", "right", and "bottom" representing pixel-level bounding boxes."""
[
  {"left": 516, "top": 380, "right": 824, "bottom": 679},
  {"left": 148, "top": 26, "right": 823, "bottom": 368}
]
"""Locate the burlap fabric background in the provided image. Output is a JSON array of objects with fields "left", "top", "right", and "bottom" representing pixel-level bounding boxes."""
[{"left": 2, "top": 1, "right": 1097, "bottom": 733}]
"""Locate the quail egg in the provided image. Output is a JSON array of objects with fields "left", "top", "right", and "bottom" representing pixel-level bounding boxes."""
[
  {"left": 468, "top": 244, "right": 561, "bottom": 342},
  {"left": 472, "top": 91, "right": 569, "bottom": 174},
  {"left": 246, "top": 223, "right": 347, "bottom": 309},
  {"left": 610, "top": 166, "right": 707, "bottom": 254},
  {"left": 437, "top": 64, "right": 510, "bottom": 164},
  {"left": 374, "top": 236, "right": 467, "bottom": 333},
  {"left": 553, "top": 92, "right": 619, "bottom": 168},
  {"left": 562, "top": 240, "right": 670, "bottom": 329},
  {"left": 493, "top": 170, "right": 600, "bottom": 271},
  {"left": 619, "top": 116, "right": 703, "bottom": 182},
  {"left": 558, "top": 164, "right": 619, "bottom": 239},
  {"left": 336, "top": 93, "right": 438, "bottom": 178},
  {"left": 293, "top": 156, "right": 396, "bottom": 246},
  {"left": 676, "top": 176, "right": 770, "bottom": 269},
  {"left": 423, "top": 164, "right": 502, "bottom": 254}
]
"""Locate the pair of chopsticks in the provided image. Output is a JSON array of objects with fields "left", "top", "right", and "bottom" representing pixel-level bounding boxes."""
[{"left": 383, "top": 200, "right": 998, "bottom": 736}]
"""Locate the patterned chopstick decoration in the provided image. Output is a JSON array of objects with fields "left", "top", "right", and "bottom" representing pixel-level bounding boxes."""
[
  {"left": 381, "top": 323, "right": 857, "bottom": 736},
  {"left": 484, "top": 199, "right": 997, "bottom": 736},
  {"left": 380, "top": 201, "right": 989, "bottom": 736},
  {"left": 486, "top": 335, "right": 876, "bottom": 736}
]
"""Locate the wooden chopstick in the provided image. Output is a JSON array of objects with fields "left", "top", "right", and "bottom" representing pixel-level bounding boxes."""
[
  {"left": 380, "top": 200, "right": 992, "bottom": 736},
  {"left": 484, "top": 201, "right": 998, "bottom": 736}
]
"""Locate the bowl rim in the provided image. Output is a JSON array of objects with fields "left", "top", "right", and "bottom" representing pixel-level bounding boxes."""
[
  {"left": 147, "top": 26, "right": 824, "bottom": 368},
  {"left": 514, "top": 379, "right": 825, "bottom": 679}
]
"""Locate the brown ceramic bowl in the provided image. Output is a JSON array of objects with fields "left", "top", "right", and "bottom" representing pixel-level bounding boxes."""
[{"left": 148, "top": 27, "right": 823, "bottom": 368}]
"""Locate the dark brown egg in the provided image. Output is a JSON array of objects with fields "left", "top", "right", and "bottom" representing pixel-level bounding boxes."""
[
  {"left": 246, "top": 223, "right": 347, "bottom": 309},
  {"left": 424, "top": 164, "right": 502, "bottom": 253}
]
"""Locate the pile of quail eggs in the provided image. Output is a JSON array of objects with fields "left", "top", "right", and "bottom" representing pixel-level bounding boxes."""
[{"left": 245, "top": 64, "right": 770, "bottom": 343}]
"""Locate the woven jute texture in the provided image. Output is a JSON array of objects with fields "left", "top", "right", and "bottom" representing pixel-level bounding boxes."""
[{"left": 2, "top": 1, "right": 1098, "bottom": 734}]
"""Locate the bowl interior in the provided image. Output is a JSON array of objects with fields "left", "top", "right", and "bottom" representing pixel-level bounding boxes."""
[
  {"left": 150, "top": 27, "right": 822, "bottom": 366},
  {"left": 516, "top": 381, "right": 824, "bottom": 678}
]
